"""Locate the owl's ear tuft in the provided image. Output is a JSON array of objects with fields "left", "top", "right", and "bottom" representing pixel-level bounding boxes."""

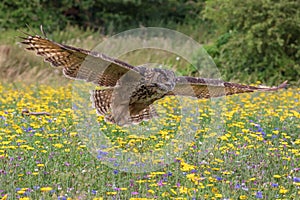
[{"left": 40, "top": 25, "right": 48, "bottom": 38}]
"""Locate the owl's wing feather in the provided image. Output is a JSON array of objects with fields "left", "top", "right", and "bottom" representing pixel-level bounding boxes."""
[
  {"left": 167, "top": 76, "right": 287, "bottom": 98},
  {"left": 90, "top": 89, "right": 114, "bottom": 115},
  {"left": 21, "top": 35, "right": 137, "bottom": 87}
]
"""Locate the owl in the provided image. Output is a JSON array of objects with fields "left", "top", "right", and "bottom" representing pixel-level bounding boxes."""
[{"left": 21, "top": 32, "right": 287, "bottom": 126}]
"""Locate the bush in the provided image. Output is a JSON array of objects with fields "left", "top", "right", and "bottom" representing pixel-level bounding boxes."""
[{"left": 203, "top": 0, "right": 300, "bottom": 84}]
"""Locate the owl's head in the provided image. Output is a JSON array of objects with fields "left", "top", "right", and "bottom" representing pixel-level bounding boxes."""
[{"left": 140, "top": 67, "right": 176, "bottom": 93}]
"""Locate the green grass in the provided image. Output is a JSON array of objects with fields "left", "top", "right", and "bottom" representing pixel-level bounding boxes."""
[{"left": 0, "top": 83, "right": 299, "bottom": 199}]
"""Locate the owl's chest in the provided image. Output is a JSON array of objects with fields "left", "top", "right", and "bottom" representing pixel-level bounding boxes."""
[
  {"left": 130, "top": 85, "right": 164, "bottom": 104},
  {"left": 127, "top": 85, "right": 164, "bottom": 115}
]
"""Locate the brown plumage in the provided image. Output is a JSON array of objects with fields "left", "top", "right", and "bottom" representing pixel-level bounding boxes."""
[{"left": 21, "top": 32, "right": 288, "bottom": 126}]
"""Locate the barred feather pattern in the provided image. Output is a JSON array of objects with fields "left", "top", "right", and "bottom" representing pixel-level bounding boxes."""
[
  {"left": 21, "top": 35, "right": 136, "bottom": 87},
  {"left": 104, "top": 105, "right": 158, "bottom": 125},
  {"left": 90, "top": 89, "right": 113, "bottom": 115}
]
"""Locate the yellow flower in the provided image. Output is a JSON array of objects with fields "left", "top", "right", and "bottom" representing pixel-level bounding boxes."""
[
  {"left": 162, "top": 192, "right": 169, "bottom": 197},
  {"left": 179, "top": 186, "right": 188, "bottom": 194},
  {"left": 279, "top": 188, "right": 288, "bottom": 194},
  {"left": 239, "top": 195, "right": 247, "bottom": 199},
  {"left": 204, "top": 170, "right": 211, "bottom": 175},
  {"left": 1, "top": 194, "right": 8, "bottom": 200},
  {"left": 148, "top": 189, "right": 155, "bottom": 194},
  {"left": 211, "top": 187, "right": 218, "bottom": 193},
  {"left": 214, "top": 158, "right": 224, "bottom": 163},
  {"left": 70, "top": 132, "right": 77, "bottom": 136},
  {"left": 40, "top": 187, "right": 53, "bottom": 192},
  {"left": 170, "top": 189, "right": 177, "bottom": 195},
  {"left": 106, "top": 192, "right": 117, "bottom": 195},
  {"left": 273, "top": 175, "right": 281, "bottom": 178},
  {"left": 53, "top": 143, "right": 63, "bottom": 148}
]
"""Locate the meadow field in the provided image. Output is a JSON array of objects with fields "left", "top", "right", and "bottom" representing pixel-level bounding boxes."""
[
  {"left": 0, "top": 82, "right": 299, "bottom": 200},
  {"left": 1, "top": 0, "right": 299, "bottom": 199}
]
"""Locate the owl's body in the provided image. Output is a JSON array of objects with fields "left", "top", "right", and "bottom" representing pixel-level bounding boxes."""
[
  {"left": 21, "top": 32, "right": 287, "bottom": 126},
  {"left": 128, "top": 67, "right": 176, "bottom": 113},
  {"left": 92, "top": 67, "right": 176, "bottom": 125}
]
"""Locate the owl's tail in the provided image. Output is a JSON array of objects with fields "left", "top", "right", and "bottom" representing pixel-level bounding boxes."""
[
  {"left": 90, "top": 89, "right": 113, "bottom": 115},
  {"left": 104, "top": 105, "right": 158, "bottom": 126},
  {"left": 90, "top": 88, "right": 159, "bottom": 126}
]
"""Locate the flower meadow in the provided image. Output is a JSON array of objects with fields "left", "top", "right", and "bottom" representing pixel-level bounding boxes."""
[{"left": 0, "top": 83, "right": 299, "bottom": 200}]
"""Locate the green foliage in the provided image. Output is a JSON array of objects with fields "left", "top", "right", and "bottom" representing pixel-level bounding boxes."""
[
  {"left": 0, "top": 0, "right": 204, "bottom": 34},
  {"left": 203, "top": 0, "right": 300, "bottom": 84}
]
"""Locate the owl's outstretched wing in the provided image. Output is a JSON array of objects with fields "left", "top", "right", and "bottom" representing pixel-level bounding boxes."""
[
  {"left": 21, "top": 34, "right": 138, "bottom": 87},
  {"left": 167, "top": 76, "right": 287, "bottom": 98}
]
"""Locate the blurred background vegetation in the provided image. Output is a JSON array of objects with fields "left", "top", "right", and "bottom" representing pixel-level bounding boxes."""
[{"left": 0, "top": 0, "right": 299, "bottom": 85}]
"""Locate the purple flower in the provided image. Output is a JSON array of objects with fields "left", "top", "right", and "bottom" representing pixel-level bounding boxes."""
[
  {"left": 235, "top": 184, "right": 241, "bottom": 189},
  {"left": 97, "top": 151, "right": 108, "bottom": 159},
  {"left": 131, "top": 192, "right": 139, "bottom": 195},
  {"left": 24, "top": 191, "right": 31, "bottom": 196},
  {"left": 216, "top": 176, "right": 222, "bottom": 181},
  {"left": 33, "top": 186, "right": 40, "bottom": 190},
  {"left": 256, "top": 191, "right": 263, "bottom": 199},
  {"left": 272, "top": 183, "right": 279, "bottom": 187},
  {"left": 293, "top": 177, "right": 300, "bottom": 182},
  {"left": 113, "top": 170, "right": 119, "bottom": 174},
  {"left": 157, "top": 180, "right": 164, "bottom": 186},
  {"left": 91, "top": 190, "right": 97, "bottom": 195},
  {"left": 130, "top": 179, "right": 134, "bottom": 187}
]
